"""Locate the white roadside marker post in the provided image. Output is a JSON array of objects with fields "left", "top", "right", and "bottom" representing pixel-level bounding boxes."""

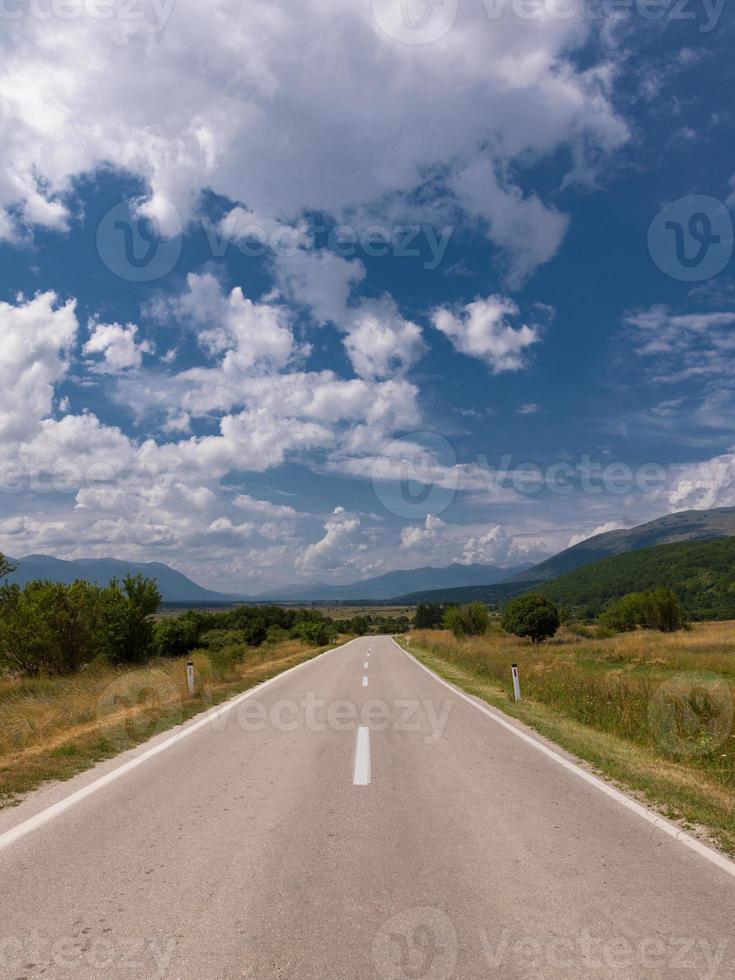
[
  {"left": 186, "top": 661, "right": 195, "bottom": 697},
  {"left": 511, "top": 663, "right": 521, "bottom": 703}
]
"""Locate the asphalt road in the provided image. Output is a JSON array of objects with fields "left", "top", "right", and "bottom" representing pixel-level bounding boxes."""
[{"left": 1, "top": 635, "right": 734, "bottom": 980}]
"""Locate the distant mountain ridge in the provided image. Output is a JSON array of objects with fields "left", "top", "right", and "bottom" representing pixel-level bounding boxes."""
[
  {"left": 7, "top": 508, "right": 735, "bottom": 607},
  {"left": 2, "top": 555, "right": 531, "bottom": 604},
  {"left": 257, "top": 562, "right": 532, "bottom": 602},
  {"left": 392, "top": 580, "right": 532, "bottom": 605},
  {"left": 4, "top": 555, "right": 245, "bottom": 603},
  {"left": 394, "top": 508, "right": 735, "bottom": 605}
]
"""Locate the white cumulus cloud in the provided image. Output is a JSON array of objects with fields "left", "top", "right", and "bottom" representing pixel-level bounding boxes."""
[
  {"left": 432, "top": 296, "right": 540, "bottom": 373},
  {"left": 84, "top": 322, "right": 152, "bottom": 373},
  {"left": 0, "top": 292, "right": 78, "bottom": 442}
]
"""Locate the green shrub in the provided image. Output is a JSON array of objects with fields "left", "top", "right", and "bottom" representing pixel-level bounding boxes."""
[
  {"left": 415, "top": 603, "right": 447, "bottom": 629},
  {"left": 293, "top": 620, "right": 338, "bottom": 645},
  {"left": 443, "top": 603, "right": 490, "bottom": 639},
  {"left": 599, "top": 589, "right": 688, "bottom": 634},
  {"left": 205, "top": 644, "right": 247, "bottom": 677},
  {"left": 154, "top": 613, "right": 203, "bottom": 658},
  {"left": 501, "top": 594, "right": 560, "bottom": 644},
  {"left": 348, "top": 616, "right": 370, "bottom": 636},
  {"left": 99, "top": 575, "right": 161, "bottom": 666},
  {"left": 242, "top": 615, "right": 267, "bottom": 647},
  {"left": 199, "top": 628, "right": 246, "bottom": 651},
  {"left": 0, "top": 579, "right": 105, "bottom": 676},
  {"left": 265, "top": 625, "right": 291, "bottom": 644},
  {"left": 598, "top": 593, "right": 642, "bottom": 633}
]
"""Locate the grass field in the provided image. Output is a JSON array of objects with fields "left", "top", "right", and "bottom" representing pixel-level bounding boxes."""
[
  {"left": 0, "top": 637, "right": 341, "bottom": 808},
  {"left": 402, "top": 622, "right": 735, "bottom": 854}
]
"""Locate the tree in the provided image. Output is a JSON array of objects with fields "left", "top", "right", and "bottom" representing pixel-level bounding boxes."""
[
  {"left": 443, "top": 602, "right": 489, "bottom": 639},
  {"left": 0, "top": 554, "right": 15, "bottom": 582},
  {"left": 154, "top": 612, "right": 203, "bottom": 658},
  {"left": 241, "top": 611, "right": 268, "bottom": 647},
  {"left": 349, "top": 616, "right": 370, "bottom": 636},
  {"left": 0, "top": 579, "right": 105, "bottom": 676},
  {"left": 415, "top": 603, "right": 446, "bottom": 630},
  {"left": 600, "top": 589, "right": 687, "bottom": 634},
  {"left": 101, "top": 575, "right": 161, "bottom": 665},
  {"left": 294, "top": 620, "right": 337, "bottom": 645},
  {"left": 501, "top": 594, "right": 560, "bottom": 644},
  {"left": 598, "top": 593, "right": 642, "bottom": 633}
]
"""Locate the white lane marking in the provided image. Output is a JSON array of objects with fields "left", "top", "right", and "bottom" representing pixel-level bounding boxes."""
[
  {"left": 353, "top": 726, "right": 371, "bottom": 785},
  {"left": 391, "top": 638, "right": 735, "bottom": 881},
  {"left": 363, "top": 661, "right": 369, "bottom": 669},
  {"left": 0, "top": 639, "right": 359, "bottom": 854},
  {"left": 362, "top": 676, "right": 368, "bottom": 687}
]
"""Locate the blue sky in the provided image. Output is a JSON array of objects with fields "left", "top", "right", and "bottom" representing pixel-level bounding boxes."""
[{"left": 0, "top": 0, "right": 734, "bottom": 590}]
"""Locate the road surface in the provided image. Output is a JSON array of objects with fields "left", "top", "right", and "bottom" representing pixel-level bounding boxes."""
[{"left": 0, "top": 635, "right": 734, "bottom": 979}]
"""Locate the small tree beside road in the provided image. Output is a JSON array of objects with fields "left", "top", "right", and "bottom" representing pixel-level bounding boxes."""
[{"left": 501, "top": 594, "right": 560, "bottom": 644}]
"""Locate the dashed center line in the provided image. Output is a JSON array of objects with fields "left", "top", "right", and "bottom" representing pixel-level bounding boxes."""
[
  {"left": 362, "top": 676, "right": 368, "bottom": 687},
  {"left": 353, "top": 726, "right": 371, "bottom": 786},
  {"left": 363, "top": 661, "right": 368, "bottom": 669}
]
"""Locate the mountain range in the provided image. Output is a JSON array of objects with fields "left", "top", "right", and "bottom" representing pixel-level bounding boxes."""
[
  {"left": 255, "top": 562, "right": 532, "bottom": 602},
  {"left": 392, "top": 507, "right": 735, "bottom": 603},
  {"left": 3, "top": 556, "right": 244, "bottom": 603},
  {"left": 4, "top": 507, "right": 735, "bottom": 605},
  {"left": 1, "top": 555, "right": 530, "bottom": 604}
]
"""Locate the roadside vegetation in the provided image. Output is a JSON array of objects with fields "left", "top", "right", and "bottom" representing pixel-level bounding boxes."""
[
  {"left": 0, "top": 554, "right": 362, "bottom": 806},
  {"left": 404, "top": 618, "right": 735, "bottom": 854},
  {"left": 0, "top": 634, "right": 340, "bottom": 807}
]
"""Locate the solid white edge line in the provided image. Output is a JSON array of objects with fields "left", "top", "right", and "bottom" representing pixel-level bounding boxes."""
[
  {"left": 0, "top": 638, "right": 360, "bottom": 853},
  {"left": 391, "top": 638, "right": 735, "bottom": 880},
  {"left": 353, "top": 726, "right": 371, "bottom": 785}
]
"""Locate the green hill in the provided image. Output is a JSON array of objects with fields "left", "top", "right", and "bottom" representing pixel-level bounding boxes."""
[
  {"left": 511, "top": 507, "right": 735, "bottom": 583},
  {"left": 537, "top": 537, "right": 735, "bottom": 620}
]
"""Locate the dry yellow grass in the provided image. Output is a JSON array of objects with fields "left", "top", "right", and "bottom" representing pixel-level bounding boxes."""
[
  {"left": 0, "top": 638, "right": 335, "bottom": 806},
  {"left": 404, "top": 622, "right": 735, "bottom": 853}
]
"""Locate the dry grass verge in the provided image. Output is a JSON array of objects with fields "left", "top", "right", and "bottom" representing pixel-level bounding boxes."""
[
  {"left": 0, "top": 638, "right": 341, "bottom": 807},
  {"left": 401, "top": 623, "right": 735, "bottom": 855}
]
